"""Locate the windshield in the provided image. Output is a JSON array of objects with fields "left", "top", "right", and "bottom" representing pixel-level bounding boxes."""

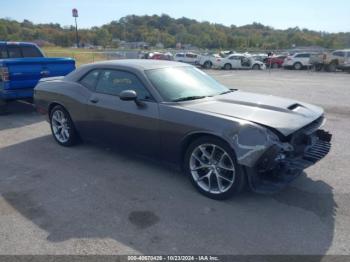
[{"left": 145, "top": 66, "right": 230, "bottom": 102}]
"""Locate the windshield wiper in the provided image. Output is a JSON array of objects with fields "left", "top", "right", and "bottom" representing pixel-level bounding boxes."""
[
  {"left": 172, "top": 96, "right": 207, "bottom": 102},
  {"left": 218, "top": 89, "right": 237, "bottom": 95}
]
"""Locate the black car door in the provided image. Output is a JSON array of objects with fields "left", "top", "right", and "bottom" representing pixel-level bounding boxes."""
[{"left": 86, "top": 69, "right": 160, "bottom": 157}]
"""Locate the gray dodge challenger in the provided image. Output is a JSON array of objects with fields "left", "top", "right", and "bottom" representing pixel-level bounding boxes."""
[{"left": 34, "top": 60, "right": 332, "bottom": 199}]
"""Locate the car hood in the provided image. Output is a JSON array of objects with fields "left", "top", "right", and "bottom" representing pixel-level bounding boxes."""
[{"left": 182, "top": 91, "right": 324, "bottom": 136}]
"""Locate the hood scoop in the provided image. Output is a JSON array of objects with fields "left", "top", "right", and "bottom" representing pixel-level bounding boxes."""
[
  {"left": 218, "top": 97, "right": 296, "bottom": 114},
  {"left": 288, "top": 103, "right": 303, "bottom": 111}
]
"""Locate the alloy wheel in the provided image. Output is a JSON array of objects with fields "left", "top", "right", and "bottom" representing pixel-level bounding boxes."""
[
  {"left": 51, "top": 110, "right": 70, "bottom": 143},
  {"left": 189, "top": 144, "right": 235, "bottom": 194}
]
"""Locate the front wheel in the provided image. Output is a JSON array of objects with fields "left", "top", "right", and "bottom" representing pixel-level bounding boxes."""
[
  {"left": 224, "top": 63, "right": 232, "bottom": 70},
  {"left": 293, "top": 62, "right": 302, "bottom": 70},
  {"left": 252, "top": 64, "right": 260, "bottom": 70},
  {"left": 50, "top": 105, "right": 79, "bottom": 146},
  {"left": 184, "top": 136, "right": 245, "bottom": 200}
]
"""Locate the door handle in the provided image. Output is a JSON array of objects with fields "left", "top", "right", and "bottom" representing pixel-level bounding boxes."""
[{"left": 89, "top": 97, "right": 99, "bottom": 103}]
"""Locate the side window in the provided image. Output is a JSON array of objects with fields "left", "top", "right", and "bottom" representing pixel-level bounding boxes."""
[
  {"left": 7, "top": 45, "right": 22, "bottom": 58},
  {"left": 333, "top": 51, "right": 345, "bottom": 57},
  {"left": 79, "top": 70, "right": 100, "bottom": 91},
  {"left": 0, "top": 46, "right": 8, "bottom": 58},
  {"left": 21, "top": 46, "right": 43, "bottom": 57},
  {"left": 296, "top": 54, "right": 310, "bottom": 58},
  {"left": 95, "top": 70, "right": 152, "bottom": 100},
  {"left": 186, "top": 54, "right": 197, "bottom": 58}
]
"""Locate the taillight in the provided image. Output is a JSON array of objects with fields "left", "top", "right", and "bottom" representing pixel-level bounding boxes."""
[{"left": 0, "top": 67, "right": 9, "bottom": 82}]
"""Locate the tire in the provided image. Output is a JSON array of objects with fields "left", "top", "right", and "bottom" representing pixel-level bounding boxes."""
[
  {"left": 252, "top": 64, "right": 260, "bottom": 70},
  {"left": 50, "top": 105, "right": 79, "bottom": 147},
  {"left": 326, "top": 63, "right": 337, "bottom": 72},
  {"left": 0, "top": 99, "right": 8, "bottom": 115},
  {"left": 184, "top": 136, "right": 245, "bottom": 200},
  {"left": 315, "top": 64, "right": 323, "bottom": 71},
  {"left": 203, "top": 61, "right": 212, "bottom": 69},
  {"left": 293, "top": 62, "right": 302, "bottom": 70},
  {"left": 224, "top": 63, "right": 232, "bottom": 70}
]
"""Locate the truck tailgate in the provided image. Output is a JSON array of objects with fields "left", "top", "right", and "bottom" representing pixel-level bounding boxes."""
[{"left": 1, "top": 57, "right": 75, "bottom": 90}]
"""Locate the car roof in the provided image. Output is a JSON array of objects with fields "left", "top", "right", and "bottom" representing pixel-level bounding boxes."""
[
  {"left": 0, "top": 41, "right": 37, "bottom": 46},
  {"left": 82, "top": 59, "right": 191, "bottom": 71},
  {"left": 334, "top": 49, "right": 350, "bottom": 52}
]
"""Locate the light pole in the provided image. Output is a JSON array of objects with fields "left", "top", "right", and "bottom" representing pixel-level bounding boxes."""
[{"left": 72, "top": 8, "right": 79, "bottom": 48}]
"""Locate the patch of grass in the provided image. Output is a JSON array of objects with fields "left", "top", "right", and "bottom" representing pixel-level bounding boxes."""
[{"left": 42, "top": 47, "right": 107, "bottom": 67}]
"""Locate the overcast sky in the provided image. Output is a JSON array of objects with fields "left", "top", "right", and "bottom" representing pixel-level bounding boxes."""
[{"left": 1, "top": 0, "right": 349, "bottom": 33}]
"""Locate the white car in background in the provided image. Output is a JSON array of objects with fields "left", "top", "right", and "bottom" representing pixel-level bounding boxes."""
[
  {"left": 282, "top": 53, "right": 313, "bottom": 70},
  {"left": 220, "top": 54, "right": 266, "bottom": 70},
  {"left": 198, "top": 53, "right": 222, "bottom": 69},
  {"left": 174, "top": 52, "right": 199, "bottom": 64}
]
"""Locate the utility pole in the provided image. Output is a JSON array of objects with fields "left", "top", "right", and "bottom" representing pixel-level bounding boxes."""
[{"left": 72, "top": 8, "right": 79, "bottom": 48}]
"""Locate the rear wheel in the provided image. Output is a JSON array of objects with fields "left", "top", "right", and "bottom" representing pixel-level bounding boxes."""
[
  {"left": 203, "top": 61, "right": 212, "bottom": 69},
  {"left": 184, "top": 136, "right": 245, "bottom": 200},
  {"left": 50, "top": 105, "right": 79, "bottom": 146},
  {"left": 293, "top": 62, "right": 302, "bottom": 70},
  {"left": 224, "top": 63, "right": 232, "bottom": 70}
]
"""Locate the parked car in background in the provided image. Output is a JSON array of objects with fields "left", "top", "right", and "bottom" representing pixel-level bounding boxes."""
[
  {"left": 338, "top": 50, "right": 350, "bottom": 72},
  {"left": 265, "top": 55, "right": 287, "bottom": 68},
  {"left": 148, "top": 52, "right": 174, "bottom": 61},
  {"left": 0, "top": 41, "right": 75, "bottom": 113},
  {"left": 251, "top": 54, "right": 268, "bottom": 63},
  {"left": 198, "top": 53, "right": 222, "bottom": 69},
  {"left": 283, "top": 53, "right": 312, "bottom": 70},
  {"left": 310, "top": 49, "right": 350, "bottom": 72},
  {"left": 220, "top": 54, "right": 266, "bottom": 70},
  {"left": 219, "top": 50, "right": 236, "bottom": 57},
  {"left": 174, "top": 52, "right": 199, "bottom": 64},
  {"left": 34, "top": 60, "right": 332, "bottom": 199}
]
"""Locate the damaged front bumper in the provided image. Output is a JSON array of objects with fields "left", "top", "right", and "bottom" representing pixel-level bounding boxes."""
[{"left": 246, "top": 129, "right": 332, "bottom": 194}]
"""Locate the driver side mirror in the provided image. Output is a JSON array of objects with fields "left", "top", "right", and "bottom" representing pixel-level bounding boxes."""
[
  {"left": 119, "top": 90, "right": 137, "bottom": 101},
  {"left": 119, "top": 90, "right": 144, "bottom": 107}
]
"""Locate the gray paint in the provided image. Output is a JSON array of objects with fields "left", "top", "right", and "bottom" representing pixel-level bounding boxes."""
[{"left": 34, "top": 60, "right": 325, "bottom": 168}]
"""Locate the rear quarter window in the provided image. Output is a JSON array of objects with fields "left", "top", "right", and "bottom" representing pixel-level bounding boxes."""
[
  {"left": 21, "top": 46, "right": 43, "bottom": 57},
  {"left": 79, "top": 70, "right": 100, "bottom": 91}
]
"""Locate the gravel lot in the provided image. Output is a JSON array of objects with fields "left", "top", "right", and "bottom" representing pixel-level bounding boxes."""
[{"left": 0, "top": 70, "right": 349, "bottom": 255}]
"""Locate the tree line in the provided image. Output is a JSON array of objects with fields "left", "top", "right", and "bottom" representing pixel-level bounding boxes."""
[{"left": 0, "top": 14, "right": 349, "bottom": 50}]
